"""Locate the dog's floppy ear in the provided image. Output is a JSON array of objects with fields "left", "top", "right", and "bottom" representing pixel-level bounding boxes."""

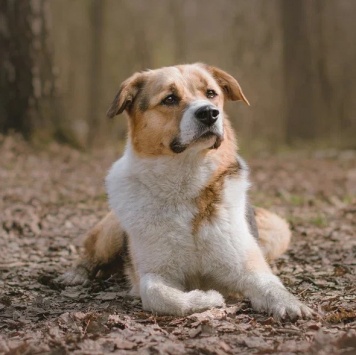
[
  {"left": 107, "top": 72, "right": 146, "bottom": 118},
  {"left": 203, "top": 64, "right": 250, "bottom": 105}
]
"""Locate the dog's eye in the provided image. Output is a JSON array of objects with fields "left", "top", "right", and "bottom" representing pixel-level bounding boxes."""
[
  {"left": 161, "top": 94, "right": 179, "bottom": 106},
  {"left": 206, "top": 89, "right": 217, "bottom": 99}
]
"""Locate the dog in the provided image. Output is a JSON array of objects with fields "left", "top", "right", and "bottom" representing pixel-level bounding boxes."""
[{"left": 59, "top": 63, "right": 312, "bottom": 319}]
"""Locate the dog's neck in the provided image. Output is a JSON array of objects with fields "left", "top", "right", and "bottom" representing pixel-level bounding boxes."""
[
  {"left": 122, "top": 121, "right": 239, "bottom": 199},
  {"left": 125, "top": 141, "right": 215, "bottom": 192}
]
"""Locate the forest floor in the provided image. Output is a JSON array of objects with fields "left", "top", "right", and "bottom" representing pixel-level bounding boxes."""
[{"left": 0, "top": 134, "right": 355, "bottom": 355}]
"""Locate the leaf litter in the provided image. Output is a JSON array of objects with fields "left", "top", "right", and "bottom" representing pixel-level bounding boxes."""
[{"left": 0, "top": 135, "right": 355, "bottom": 354}]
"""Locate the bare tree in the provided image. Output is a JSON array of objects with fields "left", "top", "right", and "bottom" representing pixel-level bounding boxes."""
[
  {"left": 0, "top": 1, "right": 34, "bottom": 137},
  {"left": 170, "top": 0, "right": 187, "bottom": 63},
  {"left": 0, "top": 0, "right": 64, "bottom": 142},
  {"left": 87, "top": 0, "right": 104, "bottom": 147},
  {"left": 280, "top": 0, "right": 315, "bottom": 143}
]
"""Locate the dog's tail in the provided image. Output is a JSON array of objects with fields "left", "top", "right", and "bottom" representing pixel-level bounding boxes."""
[{"left": 255, "top": 207, "right": 291, "bottom": 262}]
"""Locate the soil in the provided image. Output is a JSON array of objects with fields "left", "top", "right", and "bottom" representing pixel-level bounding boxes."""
[{"left": 0, "top": 135, "right": 355, "bottom": 354}]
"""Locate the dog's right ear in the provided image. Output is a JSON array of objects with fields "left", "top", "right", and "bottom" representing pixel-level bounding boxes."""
[
  {"left": 201, "top": 64, "right": 250, "bottom": 105},
  {"left": 106, "top": 73, "right": 146, "bottom": 118}
]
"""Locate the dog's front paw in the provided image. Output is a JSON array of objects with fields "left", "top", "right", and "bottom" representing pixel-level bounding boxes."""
[
  {"left": 187, "top": 290, "right": 225, "bottom": 313},
  {"left": 251, "top": 287, "right": 313, "bottom": 320},
  {"left": 55, "top": 266, "right": 90, "bottom": 286}
]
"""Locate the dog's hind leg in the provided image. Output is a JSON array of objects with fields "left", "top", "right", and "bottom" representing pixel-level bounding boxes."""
[
  {"left": 57, "top": 211, "right": 125, "bottom": 285},
  {"left": 254, "top": 207, "right": 291, "bottom": 262},
  {"left": 140, "top": 273, "right": 225, "bottom": 315}
]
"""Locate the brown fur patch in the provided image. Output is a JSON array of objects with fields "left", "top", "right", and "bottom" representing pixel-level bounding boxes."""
[
  {"left": 192, "top": 124, "right": 240, "bottom": 235},
  {"left": 81, "top": 213, "right": 140, "bottom": 287},
  {"left": 130, "top": 103, "right": 188, "bottom": 156},
  {"left": 81, "top": 211, "right": 126, "bottom": 277},
  {"left": 83, "top": 226, "right": 99, "bottom": 261}
]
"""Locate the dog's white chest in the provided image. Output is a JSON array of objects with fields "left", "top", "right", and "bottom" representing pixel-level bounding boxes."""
[{"left": 106, "top": 149, "right": 252, "bottom": 286}]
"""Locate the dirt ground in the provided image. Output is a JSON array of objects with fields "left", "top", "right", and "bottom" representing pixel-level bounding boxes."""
[{"left": 0, "top": 135, "right": 355, "bottom": 355}]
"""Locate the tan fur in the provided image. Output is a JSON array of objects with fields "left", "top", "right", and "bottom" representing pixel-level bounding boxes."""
[
  {"left": 72, "top": 213, "right": 140, "bottom": 288},
  {"left": 83, "top": 211, "right": 124, "bottom": 264},
  {"left": 75, "top": 211, "right": 126, "bottom": 279},
  {"left": 254, "top": 207, "right": 291, "bottom": 262},
  {"left": 130, "top": 106, "right": 186, "bottom": 156}
]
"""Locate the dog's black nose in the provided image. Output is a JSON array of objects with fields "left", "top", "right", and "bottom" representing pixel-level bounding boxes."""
[{"left": 195, "top": 105, "right": 220, "bottom": 126}]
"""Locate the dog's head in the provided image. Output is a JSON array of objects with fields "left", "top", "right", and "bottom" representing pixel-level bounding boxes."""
[{"left": 107, "top": 63, "right": 249, "bottom": 156}]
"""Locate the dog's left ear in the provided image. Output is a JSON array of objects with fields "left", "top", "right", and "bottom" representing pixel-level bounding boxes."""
[
  {"left": 203, "top": 64, "right": 250, "bottom": 105},
  {"left": 107, "top": 72, "right": 146, "bottom": 118}
]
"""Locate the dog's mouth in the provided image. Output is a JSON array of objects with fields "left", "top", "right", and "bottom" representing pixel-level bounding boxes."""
[
  {"left": 196, "top": 130, "right": 223, "bottom": 149},
  {"left": 170, "top": 129, "right": 223, "bottom": 154},
  {"left": 198, "top": 131, "right": 217, "bottom": 140}
]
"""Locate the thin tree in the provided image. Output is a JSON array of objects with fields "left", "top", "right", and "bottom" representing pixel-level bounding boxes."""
[
  {"left": 280, "top": 0, "right": 315, "bottom": 143},
  {"left": 0, "top": 1, "right": 34, "bottom": 137}
]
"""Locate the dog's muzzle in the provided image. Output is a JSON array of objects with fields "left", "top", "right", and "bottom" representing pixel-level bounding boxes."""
[{"left": 170, "top": 100, "right": 224, "bottom": 154}]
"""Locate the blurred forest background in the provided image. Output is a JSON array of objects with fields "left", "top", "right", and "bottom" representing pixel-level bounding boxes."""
[{"left": 1, "top": 0, "right": 356, "bottom": 152}]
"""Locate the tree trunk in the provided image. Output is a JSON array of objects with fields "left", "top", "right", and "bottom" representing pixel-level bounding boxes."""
[
  {"left": 0, "top": 1, "right": 34, "bottom": 137},
  {"left": 280, "top": 0, "right": 315, "bottom": 143},
  {"left": 170, "top": 0, "right": 187, "bottom": 63},
  {"left": 87, "top": 0, "right": 104, "bottom": 147},
  {"left": 0, "top": 0, "right": 64, "bottom": 142}
]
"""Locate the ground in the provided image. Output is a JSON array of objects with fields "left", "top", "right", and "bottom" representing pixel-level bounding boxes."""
[{"left": 0, "top": 135, "right": 355, "bottom": 355}]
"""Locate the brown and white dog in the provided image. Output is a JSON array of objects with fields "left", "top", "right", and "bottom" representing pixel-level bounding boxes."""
[{"left": 59, "top": 63, "right": 312, "bottom": 319}]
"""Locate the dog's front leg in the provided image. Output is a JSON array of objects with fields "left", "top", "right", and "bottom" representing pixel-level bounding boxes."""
[
  {"left": 140, "top": 273, "right": 225, "bottom": 316},
  {"left": 239, "top": 248, "right": 313, "bottom": 320}
]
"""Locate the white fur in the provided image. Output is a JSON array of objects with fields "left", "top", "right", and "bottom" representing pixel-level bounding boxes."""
[{"left": 106, "top": 142, "right": 312, "bottom": 319}]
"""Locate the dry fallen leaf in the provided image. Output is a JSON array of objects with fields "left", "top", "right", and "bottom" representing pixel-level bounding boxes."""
[{"left": 0, "top": 135, "right": 355, "bottom": 354}]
